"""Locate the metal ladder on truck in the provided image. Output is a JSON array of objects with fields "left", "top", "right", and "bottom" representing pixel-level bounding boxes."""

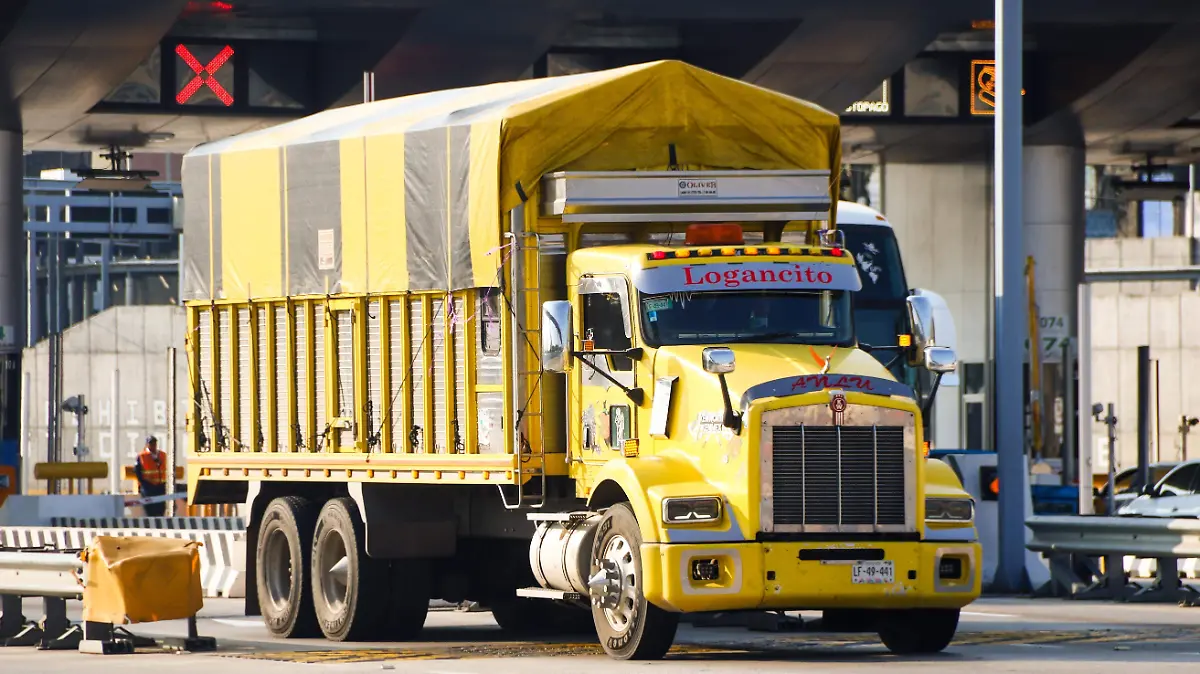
[{"left": 501, "top": 210, "right": 547, "bottom": 510}]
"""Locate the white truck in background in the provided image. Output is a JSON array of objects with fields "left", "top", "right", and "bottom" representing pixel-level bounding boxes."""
[{"left": 834, "top": 201, "right": 962, "bottom": 450}]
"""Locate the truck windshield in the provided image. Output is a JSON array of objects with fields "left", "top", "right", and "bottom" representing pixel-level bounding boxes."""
[
  {"left": 638, "top": 290, "right": 854, "bottom": 347},
  {"left": 839, "top": 224, "right": 909, "bottom": 378}
]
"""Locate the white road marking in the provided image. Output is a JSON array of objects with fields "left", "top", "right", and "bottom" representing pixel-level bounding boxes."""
[
  {"left": 1013, "top": 643, "right": 1064, "bottom": 649},
  {"left": 961, "top": 611, "right": 1019, "bottom": 618},
  {"left": 211, "top": 618, "right": 264, "bottom": 627}
]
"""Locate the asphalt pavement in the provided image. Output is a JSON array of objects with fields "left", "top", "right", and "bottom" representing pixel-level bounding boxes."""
[{"left": 1, "top": 597, "right": 1198, "bottom": 673}]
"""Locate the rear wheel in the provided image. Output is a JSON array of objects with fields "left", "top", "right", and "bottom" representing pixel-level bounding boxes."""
[
  {"left": 590, "top": 503, "right": 679, "bottom": 660},
  {"left": 877, "top": 608, "right": 960, "bottom": 654},
  {"left": 311, "top": 497, "right": 389, "bottom": 641},
  {"left": 256, "top": 496, "right": 319, "bottom": 638}
]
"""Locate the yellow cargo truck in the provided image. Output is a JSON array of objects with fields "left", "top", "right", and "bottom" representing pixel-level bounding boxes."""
[{"left": 182, "top": 60, "right": 981, "bottom": 660}]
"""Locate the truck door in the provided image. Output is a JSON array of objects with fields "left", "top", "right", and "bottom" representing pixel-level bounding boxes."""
[{"left": 574, "top": 277, "right": 638, "bottom": 459}]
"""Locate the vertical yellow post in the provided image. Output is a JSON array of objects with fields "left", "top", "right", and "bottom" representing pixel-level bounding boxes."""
[
  {"left": 323, "top": 300, "right": 335, "bottom": 452},
  {"left": 229, "top": 305, "right": 241, "bottom": 452},
  {"left": 305, "top": 300, "right": 317, "bottom": 452},
  {"left": 444, "top": 292, "right": 456, "bottom": 453},
  {"left": 400, "top": 298, "right": 413, "bottom": 453},
  {"left": 422, "top": 296, "right": 434, "bottom": 454},
  {"left": 209, "top": 304, "right": 221, "bottom": 451},
  {"left": 249, "top": 303, "right": 261, "bottom": 452},
  {"left": 354, "top": 298, "right": 368, "bottom": 452},
  {"left": 501, "top": 276, "right": 514, "bottom": 458},
  {"left": 1026, "top": 256, "right": 1043, "bottom": 457},
  {"left": 380, "top": 297, "right": 392, "bottom": 453},
  {"left": 186, "top": 307, "right": 199, "bottom": 455},
  {"left": 465, "top": 290, "right": 478, "bottom": 454},
  {"left": 285, "top": 301, "right": 297, "bottom": 452},
  {"left": 265, "top": 303, "right": 278, "bottom": 452}
]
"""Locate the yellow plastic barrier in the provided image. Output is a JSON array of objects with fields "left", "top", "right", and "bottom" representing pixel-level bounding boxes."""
[{"left": 81, "top": 536, "right": 203, "bottom": 625}]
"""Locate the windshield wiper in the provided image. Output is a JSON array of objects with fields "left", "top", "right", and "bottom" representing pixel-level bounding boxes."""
[{"left": 723, "top": 332, "right": 836, "bottom": 344}]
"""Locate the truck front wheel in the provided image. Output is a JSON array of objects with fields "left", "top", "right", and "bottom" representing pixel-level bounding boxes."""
[
  {"left": 311, "top": 497, "right": 389, "bottom": 641},
  {"left": 877, "top": 608, "right": 960, "bottom": 654},
  {"left": 256, "top": 496, "right": 320, "bottom": 638},
  {"left": 590, "top": 503, "right": 679, "bottom": 660}
]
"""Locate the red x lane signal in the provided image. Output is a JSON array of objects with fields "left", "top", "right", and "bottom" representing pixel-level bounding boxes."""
[{"left": 176, "top": 44, "right": 235, "bottom": 106}]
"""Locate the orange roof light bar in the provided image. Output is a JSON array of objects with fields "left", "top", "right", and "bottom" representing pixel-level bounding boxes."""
[{"left": 684, "top": 223, "right": 744, "bottom": 246}]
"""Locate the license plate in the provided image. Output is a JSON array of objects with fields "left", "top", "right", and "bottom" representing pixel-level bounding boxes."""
[{"left": 851, "top": 560, "right": 894, "bottom": 584}]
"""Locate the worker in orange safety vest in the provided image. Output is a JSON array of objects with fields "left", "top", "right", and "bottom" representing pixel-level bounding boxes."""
[{"left": 134, "top": 436, "right": 168, "bottom": 516}]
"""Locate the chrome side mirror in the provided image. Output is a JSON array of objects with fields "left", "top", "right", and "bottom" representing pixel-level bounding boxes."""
[
  {"left": 905, "top": 294, "right": 936, "bottom": 359},
  {"left": 923, "top": 345, "right": 957, "bottom": 374},
  {"left": 541, "top": 300, "right": 572, "bottom": 373},
  {"left": 702, "top": 347, "right": 741, "bottom": 434},
  {"left": 702, "top": 347, "right": 736, "bottom": 374}
]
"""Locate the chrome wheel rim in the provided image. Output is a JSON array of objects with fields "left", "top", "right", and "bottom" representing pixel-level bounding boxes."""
[
  {"left": 599, "top": 535, "right": 638, "bottom": 633},
  {"left": 262, "top": 527, "right": 293, "bottom": 612},
  {"left": 318, "top": 529, "right": 350, "bottom": 614}
]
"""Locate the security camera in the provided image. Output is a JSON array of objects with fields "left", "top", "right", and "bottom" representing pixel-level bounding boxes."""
[
  {"left": 1091, "top": 403, "right": 1104, "bottom": 420},
  {"left": 62, "top": 395, "right": 88, "bottom": 414}
]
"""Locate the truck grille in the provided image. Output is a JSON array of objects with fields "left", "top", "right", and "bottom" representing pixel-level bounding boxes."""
[{"left": 770, "top": 426, "right": 906, "bottom": 527}]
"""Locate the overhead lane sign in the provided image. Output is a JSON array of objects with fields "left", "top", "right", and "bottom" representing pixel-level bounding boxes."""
[{"left": 176, "top": 44, "right": 235, "bottom": 106}]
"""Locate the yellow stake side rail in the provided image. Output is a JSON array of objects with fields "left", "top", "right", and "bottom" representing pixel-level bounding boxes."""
[{"left": 186, "top": 286, "right": 536, "bottom": 487}]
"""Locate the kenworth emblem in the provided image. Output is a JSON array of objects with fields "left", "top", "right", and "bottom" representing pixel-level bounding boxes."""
[{"left": 829, "top": 390, "right": 847, "bottom": 425}]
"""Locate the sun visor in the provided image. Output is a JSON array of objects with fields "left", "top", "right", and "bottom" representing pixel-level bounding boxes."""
[{"left": 632, "top": 261, "right": 863, "bottom": 295}]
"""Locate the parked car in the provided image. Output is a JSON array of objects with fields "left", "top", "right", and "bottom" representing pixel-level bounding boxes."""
[
  {"left": 1116, "top": 460, "right": 1200, "bottom": 518},
  {"left": 1093, "top": 462, "right": 1178, "bottom": 515}
]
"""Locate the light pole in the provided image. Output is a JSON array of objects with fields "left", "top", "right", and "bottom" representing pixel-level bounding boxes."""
[
  {"left": 1181, "top": 415, "right": 1198, "bottom": 461},
  {"left": 993, "top": 0, "right": 1028, "bottom": 592}
]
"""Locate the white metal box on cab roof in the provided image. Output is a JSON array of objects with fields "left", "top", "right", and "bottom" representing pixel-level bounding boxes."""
[{"left": 539, "top": 170, "right": 832, "bottom": 223}]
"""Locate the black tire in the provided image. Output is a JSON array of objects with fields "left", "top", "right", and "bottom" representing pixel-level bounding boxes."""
[
  {"left": 311, "top": 497, "right": 389, "bottom": 641},
  {"left": 384, "top": 559, "right": 431, "bottom": 640},
  {"left": 256, "top": 496, "right": 319, "bottom": 638},
  {"left": 491, "top": 597, "right": 596, "bottom": 637},
  {"left": 877, "top": 608, "right": 960, "bottom": 654},
  {"left": 590, "top": 503, "right": 679, "bottom": 660}
]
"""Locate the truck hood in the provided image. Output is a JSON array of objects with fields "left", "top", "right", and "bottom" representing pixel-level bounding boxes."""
[{"left": 653, "top": 343, "right": 909, "bottom": 407}]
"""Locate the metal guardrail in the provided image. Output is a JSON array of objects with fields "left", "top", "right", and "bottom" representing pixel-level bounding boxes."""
[
  {"left": 1027, "top": 516, "right": 1200, "bottom": 557},
  {"left": 1026, "top": 515, "right": 1200, "bottom": 604},
  {"left": 0, "top": 545, "right": 215, "bottom": 654},
  {"left": 0, "top": 552, "right": 83, "bottom": 598},
  {"left": 0, "top": 551, "right": 85, "bottom": 648}
]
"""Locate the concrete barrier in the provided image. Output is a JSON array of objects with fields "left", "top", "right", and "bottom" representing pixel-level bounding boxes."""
[
  {"left": 0, "top": 527, "right": 245, "bottom": 599},
  {"left": 48, "top": 517, "right": 245, "bottom": 530},
  {"left": 1125, "top": 556, "right": 1200, "bottom": 580}
]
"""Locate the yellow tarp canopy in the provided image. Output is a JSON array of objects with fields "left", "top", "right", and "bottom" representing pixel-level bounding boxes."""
[{"left": 182, "top": 60, "right": 842, "bottom": 300}]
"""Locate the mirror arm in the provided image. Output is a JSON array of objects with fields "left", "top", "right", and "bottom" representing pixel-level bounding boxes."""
[
  {"left": 920, "top": 371, "right": 945, "bottom": 419},
  {"left": 574, "top": 354, "right": 645, "bottom": 405},
  {"left": 572, "top": 347, "right": 643, "bottom": 360},
  {"left": 717, "top": 373, "right": 742, "bottom": 434}
]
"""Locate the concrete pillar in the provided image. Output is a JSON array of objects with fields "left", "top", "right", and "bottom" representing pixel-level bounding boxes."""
[
  {"left": 0, "top": 81, "right": 23, "bottom": 444},
  {"left": 0, "top": 128, "right": 22, "bottom": 354},
  {"left": 1023, "top": 143, "right": 1086, "bottom": 463},
  {"left": 1024, "top": 144, "right": 1086, "bottom": 352}
]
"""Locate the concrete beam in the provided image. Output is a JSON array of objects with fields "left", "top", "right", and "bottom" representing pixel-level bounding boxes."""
[
  {"left": 1, "top": 0, "right": 190, "bottom": 146},
  {"left": 370, "top": 0, "right": 597, "bottom": 99},
  {"left": 743, "top": 2, "right": 971, "bottom": 111}
]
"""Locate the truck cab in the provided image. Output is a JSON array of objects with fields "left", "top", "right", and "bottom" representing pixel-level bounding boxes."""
[{"left": 526, "top": 170, "right": 982, "bottom": 659}]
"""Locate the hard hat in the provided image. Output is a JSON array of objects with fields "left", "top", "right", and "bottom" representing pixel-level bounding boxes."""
[{"left": 146, "top": 435, "right": 158, "bottom": 445}]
